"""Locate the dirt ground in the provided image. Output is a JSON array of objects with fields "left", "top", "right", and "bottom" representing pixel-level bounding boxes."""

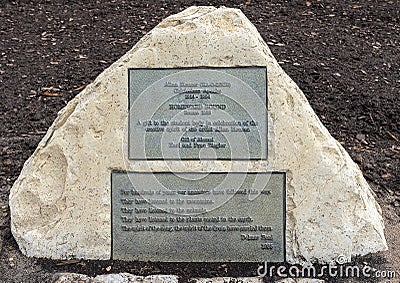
[{"left": 0, "top": 1, "right": 399, "bottom": 282}]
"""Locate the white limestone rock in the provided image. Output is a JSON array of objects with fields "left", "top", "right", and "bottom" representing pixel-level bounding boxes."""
[
  {"left": 54, "top": 273, "right": 178, "bottom": 283},
  {"left": 9, "top": 6, "right": 387, "bottom": 263},
  {"left": 191, "top": 277, "right": 262, "bottom": 283},
  {"left": 276, "top": 279, "right": 324, "bottom": 283}
]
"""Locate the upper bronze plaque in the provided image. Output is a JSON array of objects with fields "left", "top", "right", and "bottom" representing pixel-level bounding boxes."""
[{"left": 128, "top": 67, "right": 267, "bottom": 160}]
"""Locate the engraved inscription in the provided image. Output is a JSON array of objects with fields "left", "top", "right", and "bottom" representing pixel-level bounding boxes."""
[
  {"left": 128, "top": 68, "right": 267, "bottom": 160},
  {"left": 112, "top": 172, "right": 285, "bottom": 262}
]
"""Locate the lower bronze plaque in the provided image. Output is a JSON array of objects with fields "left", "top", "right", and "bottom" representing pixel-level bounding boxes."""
[{"left": 111, "top": 172, "right": 285, "bottom": 262}]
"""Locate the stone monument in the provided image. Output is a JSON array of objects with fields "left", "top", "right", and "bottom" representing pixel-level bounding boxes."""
[{"left": 9, "top": 6, "right": 387, "bottom": 264}]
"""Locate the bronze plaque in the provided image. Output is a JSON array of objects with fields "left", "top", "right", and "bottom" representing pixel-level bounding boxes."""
[
  {"left": 128, "top": 67, "right": 267, "bottom": 160},
  {"left": 111, "top": 172, "right": 285, "bottom": 262}
]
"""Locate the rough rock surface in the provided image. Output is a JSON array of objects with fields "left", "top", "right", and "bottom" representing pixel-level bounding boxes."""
[
  {"left": 54, "top": 273, "right": 178, "bottom": 283},
  {"left": 9, "top": 6, "right": 387, "bottom": 263},
  {"left": 276, "top": 279, "right": 324, "bottom": 283},
  {"left": 191, "top": 277, "right": 262, "bottom": 283},
  {"left": 53, "top": 274, "right": 320, "bottom": 283}
]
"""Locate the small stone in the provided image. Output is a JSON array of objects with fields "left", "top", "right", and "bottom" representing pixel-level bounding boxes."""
[
  {"left": 54, "top": 273, "right": 90, "bottom": 283},
  {"left": 191, "top": 278, "right": 262, "bottom": 283},
  {"left": 105, "top": 265, "right": 111, "bottom": 271},
  {"left": 54, "top": 273, "right": 178, "bottom": 283},
  {"left": 354, "top": 155, "right": 363, "bottom": 163},
  {"left": 276, "top": 279, "right": 324, "bottom": 283},
  {"left": 356, "top": 133, "right": 366, "bottom": 141}
]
